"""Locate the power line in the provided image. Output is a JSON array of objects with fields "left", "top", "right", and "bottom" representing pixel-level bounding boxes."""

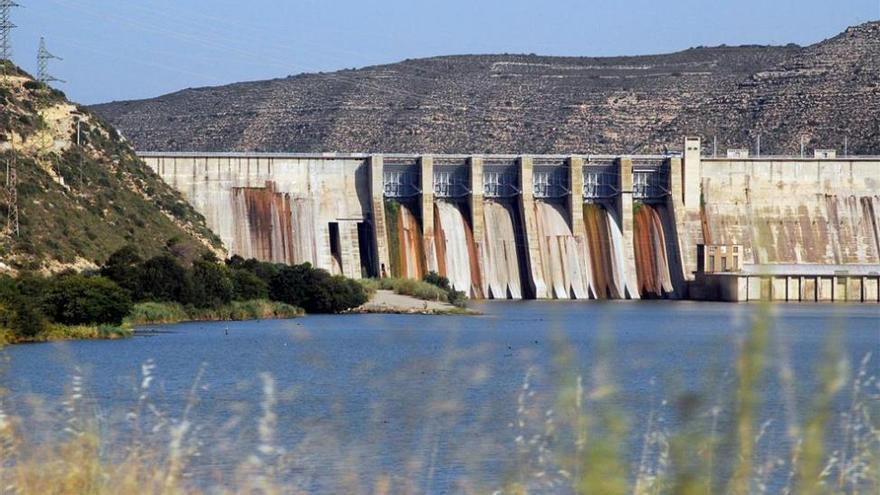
[
  {"left": 37, "top": 36, "right": 64, "bottom": 85},
  {"left": 0, "top": 0, "right": 18, "bottom": 61}
]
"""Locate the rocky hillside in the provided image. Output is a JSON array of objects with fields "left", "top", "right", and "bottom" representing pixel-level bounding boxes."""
[
  {"left": 0, "top": 62, "right": 222, "bottom": 273},
  {"left": 657, "top": 22, "right": 880, "bottom": 154},
  {"left": 93, "top": 22, "right": 880, "bottom": 156}
]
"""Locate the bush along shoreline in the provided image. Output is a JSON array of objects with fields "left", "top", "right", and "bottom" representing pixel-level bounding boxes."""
[
  {"left": 124, "top": 300, "right": 303, "bottom": 326},
  {"left": 0, "top": 242, "right": 369, "bottom": 345}
]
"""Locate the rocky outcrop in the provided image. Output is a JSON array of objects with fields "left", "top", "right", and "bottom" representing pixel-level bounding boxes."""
[{"left": 658, "top": 22, "right": 880, "bottom": 155}]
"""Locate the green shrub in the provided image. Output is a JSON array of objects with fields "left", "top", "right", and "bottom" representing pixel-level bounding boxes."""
[
  {"left": 0, "top": 295, "right": 47, "bottom": 338},
  {"left": 136, "top": 254, "right": 187, "bottom": 302},
  {"left": 124, "top": 301, "right": 189, "bottom": 326},
  {"left": 323, "top": 275, "right": 369, "bottom": 313},
  {"left": 188, "top": 300, "right": 303, "bottom": 322},
  {"left": 100, "top": 245, "right": 143, "bottom": 294},
  {"left": 422, "top": 271, "right": 467, "bottom": 307},
  {"left": 184, "top": 260, "right": 233, "bottom": 309},
  {"left": 446, "top": 289, "right": 467, "bottom": 308},
  {"left": 230, "top": 269, "right": 269, "bottom": 301},
  {"left": 125, "top": 300, "right": 301, "bottom": 326},
  {"left": 39, "top": 324, "right": 131, "bottom": 342},
  {"left": 269, "top": 263, "right": 367, "bottom": 314},
  {"left": 231, "top": 257, "right": 282, "bottom": 284},
  {"left": 43, "top": 275, "right": 132, "bottom": 326},
  {"left": 0, "top": 275, "right": 49, "bottom": 337},
  {"left": 423, "top": 271, "right": 451, "bottom": 291}
]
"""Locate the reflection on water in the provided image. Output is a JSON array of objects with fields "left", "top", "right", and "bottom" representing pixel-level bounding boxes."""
[{"left": 1, "top": 302, "right": 878, "bottom": 492}]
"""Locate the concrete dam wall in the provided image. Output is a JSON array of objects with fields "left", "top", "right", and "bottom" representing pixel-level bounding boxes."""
[{"left": 140, "top": 138, "right": 880, "bottom": 301}]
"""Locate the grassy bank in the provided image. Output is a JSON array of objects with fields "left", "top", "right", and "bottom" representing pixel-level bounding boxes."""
[
  {"left": 0, "top": 324, "right": 131, "bottom": 346},
  {"left": 124, "top": 299, "right": 303, "bottom": 326}
]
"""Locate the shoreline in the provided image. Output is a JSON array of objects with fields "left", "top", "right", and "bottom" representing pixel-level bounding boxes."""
[
  {"left": 354, "top": 290, "right": 479, "bottom": 315},
  {"left": 0, "top": 325, "right": 133, "bottom": 346}
]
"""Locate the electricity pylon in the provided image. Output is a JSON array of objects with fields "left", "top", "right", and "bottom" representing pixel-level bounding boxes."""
[
  {"left": 0, "top": 1, "right": 19, "bottom": 61},
  {"left": 37, "top": 36, "right": 63, "bottom": 84}
]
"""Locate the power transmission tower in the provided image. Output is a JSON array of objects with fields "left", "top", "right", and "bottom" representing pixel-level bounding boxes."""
[
  {"left": 37, "top": 36, "right": 63, "bottom": 85},
  {"left": 0, "top": 0, "right": 19, "bottom": 61},
  {"left": 0, "top": 2, "right": 18, "bottom": 237}
]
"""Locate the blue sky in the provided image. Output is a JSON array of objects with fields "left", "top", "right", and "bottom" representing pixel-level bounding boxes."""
[{"left": 9, "top": 0, "right": 879, "bottom": 104}]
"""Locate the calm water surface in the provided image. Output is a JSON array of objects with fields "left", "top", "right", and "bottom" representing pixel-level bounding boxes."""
[{"left": 2, "top": 302, "right": 878, "bottom": 492}]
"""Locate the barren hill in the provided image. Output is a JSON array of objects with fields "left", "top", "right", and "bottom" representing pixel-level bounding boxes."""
[{"left": 93, "top": 22, "right": 880, "bottom": 155}]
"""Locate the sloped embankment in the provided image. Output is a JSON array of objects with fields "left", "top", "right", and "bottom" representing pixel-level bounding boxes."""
[{"left": 0, "top": 62, "right": 222, "bottom": 273}]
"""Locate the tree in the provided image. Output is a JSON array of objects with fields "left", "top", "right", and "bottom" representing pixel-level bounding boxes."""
[
  {"left": 43, "top": 275, "right": 132, "bottom": 326},
  {"left": 323, "top": 275, "right": 369, "bottom": 313},
  {"left": 230, "top": 269, "right": 269, "bottom": 301},
  {"left": 137, "top": 254, "right": 188, "bottom": 302},
  {"left": 269, "top": 263, "right": 367, "bottom": 314},
  {"left": 226, "top": 255, "right": 247, "bottom": 269},
  {"left": 100, "top": 245, "right": 143, "bottom": 294},
  {"left": 0, "top": 275, "right": 50, "bottom": 337},
  {"left": 184, "top": 260, "right": 233, "bottom": 308},
  {"left": 9, "top": 297, "right": 47, "bottom": 337},
  {"left": 269, "top": 264, "right": 315, "bottom": 310},
  {"left": 0, "top": 294, "right": 47, "bottom": 338},
  {"left": 240, "top": 258, "right": 282, "bottom": 284}
]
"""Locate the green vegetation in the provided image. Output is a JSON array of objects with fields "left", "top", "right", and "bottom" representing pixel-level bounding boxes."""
[
  {"left": 359, "top": 271, "right": 467, "bottom": 307},
  {"left": 121, "top": 301, "right": 189, "bottom": 325},
  {"left": 0, "top": 323, "right": 131, "bottom": 345},
  {"left": 0, "top": 244, "right": 372, "bottom": 344},
  {"left": 268, "top": 262, "right": 368, "bottom": 314},
  {"left": 0, "top": 273, "right": 132, "bottom": 344},
  {"left": 384, "top": 199, "right": 402, "bottom": 278},
  {"left": 0, "top": 63, "right": 220, "bottom": 271},
  {"left": 42, "top": 274, "right": 132, "bottom": 326},
  {"left": 124, "top": 300, "right": 302, "bottom": 326},
  {"left": 102, "top": 248, "right": 364, "bottom": 317}
]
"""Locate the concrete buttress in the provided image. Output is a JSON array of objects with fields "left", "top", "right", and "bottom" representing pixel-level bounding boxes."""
[
  {"left": 618, "top": 157, "right": 641, "bottom": 299},
  {"left": 369, "top": 155, "right": 392, "bottom": 278},
  {"left": 519, "top": 156, "right": 547, "bottom": 298},
  {"left": 420, "top": 155, "right": 438, "bottom": 273}
]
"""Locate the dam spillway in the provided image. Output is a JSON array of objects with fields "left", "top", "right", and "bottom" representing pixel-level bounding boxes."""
[
  {"left": 434, "top": 200, "right": 481, "bottom": 298},
  {"left": 582, "top": 203, "right": 630, "bottom": 299},
  {"left": 481, "top": 200, "right": 527, "bottom": 299},
  {"left": 139, "top": 138, "right": 880, "bottom": 302}
]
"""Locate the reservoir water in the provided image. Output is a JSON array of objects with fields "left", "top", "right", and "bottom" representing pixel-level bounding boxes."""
[{"left": 2, "top": 302, "right": 878, "bottom": 492}]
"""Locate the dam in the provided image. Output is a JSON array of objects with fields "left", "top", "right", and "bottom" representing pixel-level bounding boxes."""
[{"left": 139, "top": 138, "right": 880, "bottom": 302}]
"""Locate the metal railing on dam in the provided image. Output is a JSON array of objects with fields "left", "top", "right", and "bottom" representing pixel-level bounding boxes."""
[
  {"left": 137, "top": 140, "right": 880, "bottom": 303},
  {"left": 138, "top": 151, "right": 677, "bottom": 203}
]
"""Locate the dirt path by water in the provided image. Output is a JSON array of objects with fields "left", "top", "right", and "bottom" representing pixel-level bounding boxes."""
[{"left": 356, "top": 290, "right": 468, "bottom": 315}]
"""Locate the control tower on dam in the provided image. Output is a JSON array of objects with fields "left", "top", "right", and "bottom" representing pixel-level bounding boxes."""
[{"left": 138, "top": 138, "right": 880, "bottom": 302}]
